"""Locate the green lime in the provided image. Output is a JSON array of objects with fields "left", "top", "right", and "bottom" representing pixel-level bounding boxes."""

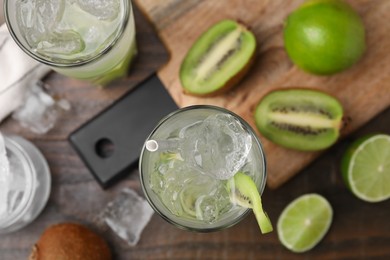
[
  {"left": 341, "top": 134, "right": 390, "bottom": 202},
  {"left": 283, "top": 0, "right": 366, "bottom": 75},
  {"left": 277, "top": 194, "right": 333, "bottom": 253}
]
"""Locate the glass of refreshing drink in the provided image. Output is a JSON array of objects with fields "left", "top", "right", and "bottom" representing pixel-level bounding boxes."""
[
  {"left": 139, "top": 106, "right": 272, "bottom": 232},
  {"left": 0, "top": 134, "right": 51, "bottom": 234},
  {"left": 4, "top": 0, "right": 137, "bottom": 86}
]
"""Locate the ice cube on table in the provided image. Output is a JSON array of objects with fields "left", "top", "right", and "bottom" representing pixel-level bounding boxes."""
[
  {"left": 179, "top": 114, "right": 252, "bottom": 180},
  {"left": 16, "top": 0, "right": 65, "bottom": 45},
  {"left": 12, "top": 82, "right": 71, "bottom": 134},
  {"left": 102, "top": 188, "right": 154, "bottom": 246},
  {"left": 77, "top": 0, "right": 120, "bottom": 21}
]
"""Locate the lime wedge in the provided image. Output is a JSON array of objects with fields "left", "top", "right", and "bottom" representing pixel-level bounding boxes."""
[
  {"left": 341, "top": 134, "right": 390, "bottom": 202},
  {"left": 228, "top": 172, "right": 273, "bottom": 234},
  {"left": 277, "top": 194, "right": 333, "bottom": 253}
]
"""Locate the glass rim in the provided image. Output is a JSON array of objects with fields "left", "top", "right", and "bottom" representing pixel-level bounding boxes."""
[
  {"left": 139, "top": 105, "right": 267, "bottom": 232},
  {"left": 4, "top": 0, "right": 131, "bottom": 68}
]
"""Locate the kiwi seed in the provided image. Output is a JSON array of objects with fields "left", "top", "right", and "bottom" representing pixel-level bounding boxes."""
[
  {"left": 254, "top": 88, "right": 344, "bottom": 151},
  {"left": 180, "top": 19, "right": 257, "bottom": 96}
]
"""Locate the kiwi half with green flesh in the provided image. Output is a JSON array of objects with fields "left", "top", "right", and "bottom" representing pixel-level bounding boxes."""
[
  {"left": 254, "top": 88, "right": 343, "bottom": 151},
  {"left": 180, "top": 19, "right": 256, "bottom": 96},
  {"left": 227, "top": 172, "right": 273, "bottom": 234}
]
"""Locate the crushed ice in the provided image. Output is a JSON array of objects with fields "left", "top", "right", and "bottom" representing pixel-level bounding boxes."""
[
  {"left": 16, "top": 0, "right": 65, "bottom": 45},
  {"left": 77, "top": 0, "right": 120, "bottom": 21},
  {"left": 0, "top": 132, "right": 10, "bottom": 219},
  {"left": 178, "top": 113, "right": 252, "bottom": 180},
  {"left": 0, "top": 133, "right": 28, "bottom": 220}
]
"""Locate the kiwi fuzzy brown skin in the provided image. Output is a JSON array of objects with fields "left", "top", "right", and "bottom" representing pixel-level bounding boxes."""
[
  {"left": 254, "top": 87, "right": 344, "bottom": 151},
  {"left": 180, "top": 20, "right": 257, "bottom": 97},
  {"left": 29, "top": 223, "right": 111, "bottom": 260}
]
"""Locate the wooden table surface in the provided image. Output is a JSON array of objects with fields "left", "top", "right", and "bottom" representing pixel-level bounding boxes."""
[
  {"left": 1, "top": 3, "right": 390, "bottom": 260},
  {"left": 136, "top": 0, "right": 390, "bottom": 189}
]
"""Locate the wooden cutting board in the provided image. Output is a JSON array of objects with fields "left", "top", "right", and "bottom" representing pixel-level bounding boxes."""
[{"left": 135, "top": 0, "right": 390, "bottom": 189}]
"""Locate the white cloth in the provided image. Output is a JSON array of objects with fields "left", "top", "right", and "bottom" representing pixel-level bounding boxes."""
[{"left": 0, "top": 23, "right": 51, "bottom": 123}]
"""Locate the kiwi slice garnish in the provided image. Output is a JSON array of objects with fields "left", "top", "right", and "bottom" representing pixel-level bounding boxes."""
[
  {"left": 180, "top": 19, "right": 257, "bottom": 96},
  {"left": 228, "top": 172, "right": 273, "bottom": 234},
  {"left": 254, "top": 88, "right": 344, "bottom": 151}
]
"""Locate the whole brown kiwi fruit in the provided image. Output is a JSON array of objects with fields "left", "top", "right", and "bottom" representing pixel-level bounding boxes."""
[{"left": 29, "top": 223, "right": 112, "bottom": 260}]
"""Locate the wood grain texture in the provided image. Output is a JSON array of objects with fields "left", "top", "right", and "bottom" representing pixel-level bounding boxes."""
[
  {"left": 135, "top": 0, "right": 390, "bottom": 188},
  {"left": 0, "top": 1, "right": 389, "bottom": 260},
  {"left": 0, "top": 109, "right": 389, "bottom": 260}
]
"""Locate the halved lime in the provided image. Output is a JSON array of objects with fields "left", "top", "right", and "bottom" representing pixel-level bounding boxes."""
[
  {"left": 277, "top": 194, "right": 333, "bottom": 253},
  {"left": 341, "top": 134, "right": 390, "bottom": 202}
]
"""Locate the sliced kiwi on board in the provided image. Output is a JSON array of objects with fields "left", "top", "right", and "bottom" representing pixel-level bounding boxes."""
[
  {"left": 227, "top": 172, "right": 273, "bottom": 234},
  {"left": 254, "top": 89, "right": 344, "bottom": 151},
  {"left": 180, "top": 19, "right": 257, "bottom": 96}
]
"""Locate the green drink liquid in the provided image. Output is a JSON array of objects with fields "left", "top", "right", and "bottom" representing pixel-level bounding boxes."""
[
  {"left": 12, "top": 0, "right": 136, "bottom": 85},
  {"left": 140, "top": 106, "right": 267, "bottom": 231}
]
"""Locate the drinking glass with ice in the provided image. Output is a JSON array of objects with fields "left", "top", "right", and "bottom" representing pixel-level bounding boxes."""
[
  {"left": 139, "top": 106, "right": 269, "bottom": 232},
  {"left": 5, "top": 0, "right": 137, "bottom": 86},
  {"left": 0, "top": 132, "right": 51, "bottom": 234}
]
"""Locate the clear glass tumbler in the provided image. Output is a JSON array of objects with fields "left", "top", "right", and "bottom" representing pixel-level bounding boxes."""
[
  {"left": 139, "top": 105, "right": 267, "bottom": 232},
  {"left": 4, "top": 0, "right": 137, "bottom": 86},
  {"left": 0, "top": 136, "right": 51, "bottom": 234}
]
